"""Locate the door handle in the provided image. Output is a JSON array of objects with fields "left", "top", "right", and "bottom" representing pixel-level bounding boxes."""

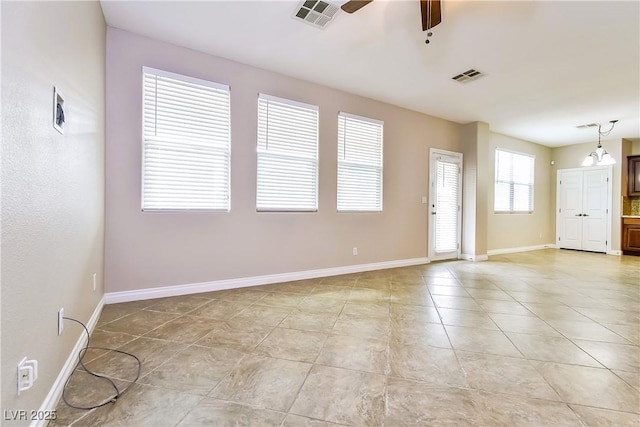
[
  {"left": 583, "top": 214, "right": 589, "bottom": 217},
  {"left": 575, "top": 214, "right": 583, "bottom": 216},
  {"left": 431, "top": 212, "right": 437, "bottom": 215}
]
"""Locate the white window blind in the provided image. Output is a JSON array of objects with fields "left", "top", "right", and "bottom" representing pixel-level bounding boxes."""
[
  {"left": 337, "top": 113, "right": 383, "bottom": 211},
  {"left": 142, "top": 67, "right": 230, "bottom": 211},
  {"left": 257, "top": 94, "right": 318, "bottom": 211},
  {"left": 494, "top": 148, "right": 535, "bottom": 213},
  {"left": 435, "top": 159, "right": 459, "bottom": 252}
]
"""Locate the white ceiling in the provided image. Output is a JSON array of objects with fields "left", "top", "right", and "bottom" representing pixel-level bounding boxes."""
[{"left": 100, "top": 0, "right": 639, "bottom": 147}]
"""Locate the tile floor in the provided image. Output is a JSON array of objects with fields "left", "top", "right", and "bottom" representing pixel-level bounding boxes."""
[{"left": 52, "top": 250, "right": 640, "bottom": 426}]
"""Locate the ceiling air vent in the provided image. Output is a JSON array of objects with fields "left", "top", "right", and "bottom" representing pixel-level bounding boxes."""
[
  {"left": 294, "top": 0, "right": 340, "bottom": 29},
  {"left": 576, "top": 123, "right": 599, "bottom": 129},
  {"left": 452, "top": 69, "right": 484, "bottom": 84}
]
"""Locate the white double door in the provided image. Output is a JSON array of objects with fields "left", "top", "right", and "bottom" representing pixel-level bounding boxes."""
[{"left": 556, "top": 166, "right": 611, "bottom": 253}]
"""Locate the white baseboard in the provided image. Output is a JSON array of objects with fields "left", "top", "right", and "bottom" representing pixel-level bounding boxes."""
[
  {"left": 105, "top": 257, "right": 431, "bottom": 304},
  {"left": 487, "top": 244, "right": 557, "bottom": 256},
  {"left": 32, "top": 297, "right": 105, "bottom": 427},
  {"left": 459, "top": 253, "right": 489, "bottom": 262},
  {"left": 608, "top": 250, "right": 622, "bottom": 256}
]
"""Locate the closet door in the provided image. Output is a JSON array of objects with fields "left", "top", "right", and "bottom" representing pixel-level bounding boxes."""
[
  {"left": 581, "top": 169, "right": 609, "bottom": 253},
  {"left": 558, "top": 170, "right": 584, "bottom": 250}
]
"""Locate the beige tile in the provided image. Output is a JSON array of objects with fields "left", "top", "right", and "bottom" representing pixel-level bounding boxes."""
[
  {"left": 257, "top": 292, "right": 304, "bottom": 308},
  {"left": 216, "top": 289, "right": 268, "bottom": 304},
  {"left": 456, "top": 351, "right": 561, "bottom": 400},
  {"left": 177, "top": 398, "right": 286, "bottom": 426},
  {"left": 489, "top": 313, "right": 560, "bottom": 336},
  {"left": 320, "top": 276, "right": 357, "bottom": 287},
  {"left": 615, "top": 369, "right": 640, "bottom": 391},
  {"left": 348, "top": 287, "right": 390, "bottom": 302},
  {"left": 331, "top": 315, "right": 390, "bottom": 340},
  {"left": 297, "top": 296, "right": 346, "bottom": 314},
  {"left": 354, "top": 277, "right": 391, "bottom": 290},
  {"left": 138, "top": 345, "right": 245, "bottom": 395},
  {"left": 474, "top": 391, "right": 582, "bottom": 426},
  {"left": 143, "top": 315, "right": 215, "bottom": 344},
  {"left": 74, "top": 383, "right": 201, "bottom": 426},
  {"left": 143, "top": 294, "right": 211, "bottom": 314},
  {"left": 432, "top": 295, "right": 484, "bottom": 311},
  {"left": 84, "top": 337, "right": 186, "bottom": 379},
  {"left": 390, "top": 322, "right": 451, "bottom": 348},
  {"left": 428, "top": 285, "right": 470, "bottom": 297},
  {"left": 233, "top": 305, "right": 292, "bottom": 326},
  {"left": 279, "top": 310, "right": 339, "bottom": 332},
  {"left": 282, "top": 414, "right": 346, "bottom": 427},
  {"left": 572, "top": 307, "right": 640, "bottom": 325},
  {"left": 475, "top": 299, "right": 533, "bottom": 316},
  {"left": 210, "top": 354, "right": 311, "bottom": 411},
  {"left": 255, "top": 327, "right": 327, "bottom": 362},
  {"left": 290, "top": 365, "right": 385, "bottom": 426},
  {"left": 389, "top": 342, "right": 468, "bottom": 387},
  {"left": 97, "top": 303, "right": 144, "bottom": 326},
  {"left": 574, "top": 340, "right": 640, "bottom": 372},
  {"left": 569, "top": 404, "right": 640, "bottom": 426},
  {"left": 83, "top": 329, "right": 137, "bottom": 362},
  {"left": 316, "top": 335, "right": 388, "bottom": 374},
  {"left": 99, "top": 310, "right": 178, "bottom": 336},
  {"left": 438, "top": 308, "right": 498, "bottom": 330},
  {"left": 603, "top": 323, "right": 640, "bottom": 345},
  {"left": 264, "top": 280, "right": 317, "bottom": 295},
  {"left": 549, "top": 320, "right": 633, "bottom": 343},
  {"left": 445, "top": 325, "right": 522, "bottom": 357},
  {"left": 190, "top": 299, "right": 248, "bottom": 320},
  {"left": 196, "top": 318, "right": 274, "bottom": 351},
  {"left": 341, "top": 301, "right": 389, "bottom": 318},
  {"left": 308, "top": 285, "right": 352, "bottom": 301},
  {"left": 523, "top": 303, "right": 592, "bottom": 322},
  {"left": 506, "top": 333, "right": 602, "bottom": 367},
  {"left": 389, "top": 289, "right": 434, "bottom": 306},
  {"left": 465, "top": 288, "right": 513, "bottom": 301},
  {"left": 536, "top": 362, "right": 640, "bottom": 413},
  {"left": 384, "top": 377, "right": 481, "bottom": 426},
  {"left": 54, "top": 370, "right": 130, "bottom": 413}
]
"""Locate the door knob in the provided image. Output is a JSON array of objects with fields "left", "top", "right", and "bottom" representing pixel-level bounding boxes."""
[
  {"left": 575, "top": 214, "right": 583, "bottom": 216},
  {"left": 583, "top": 213, "right": 589, "bottom": 217}
]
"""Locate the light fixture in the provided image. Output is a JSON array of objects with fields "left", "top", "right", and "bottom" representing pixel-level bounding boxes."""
[{"left": 582, "top": 120, "right": 618, "bottom": 166}]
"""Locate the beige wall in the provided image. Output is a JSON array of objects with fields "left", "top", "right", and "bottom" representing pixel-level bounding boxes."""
[
  {"left": 105, "top": 28, "right": 463, "bottom": 293},
  {"left": 551, "top": 139, "right": 623, "bottom": 251},
  {"left": 1, "top": 1, "right": 105, "bottom": 420},
  {"left": 488, "top": 133, "right": 554, "bottom": 251}
]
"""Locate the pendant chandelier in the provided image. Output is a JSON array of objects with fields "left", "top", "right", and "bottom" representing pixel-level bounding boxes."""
[{"left": 582, "top": 120, "right": 617, "bottom": 166}]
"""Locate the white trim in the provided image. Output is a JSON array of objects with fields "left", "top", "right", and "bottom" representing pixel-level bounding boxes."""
[
  {"left": 338, "top": 111, "right": 384, "bottom": 126},
  {"left": 142, "top": 66, "right": 229, "bottom": 91},
  {"left": 608, "top": 250, "right": 622, "bottom": 256},
  {"left": 487, "top": 244, "right": 556, "bottom": 256},
  {"left": 459, "top": 253, "right": 488, "bottom": 262},
  {"left": 32, "top": 297, "right": 105, "bottom": 427},
  {"left": 105, "top": 257, "right": 430, "bottom": 304},
  {"left": 258, "top": 92, "right": 319, "bottom": 111}
]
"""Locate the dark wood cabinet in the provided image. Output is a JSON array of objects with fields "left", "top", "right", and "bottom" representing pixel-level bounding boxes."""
[
  {"left": 622, "top": 217, "right": 640, "bottom": 255},
  {"left": 628, "top": 155, "right": 640, "bottom": 196}
]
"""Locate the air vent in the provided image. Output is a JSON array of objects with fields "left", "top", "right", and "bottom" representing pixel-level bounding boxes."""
[
  {"left": 294, "top": 0, "right": 340, "bottom": 29},
  {"left": 576, "top": 123, "right": 599, "bottom": 129},
  {"left": 451, "top": 69, "right": 484, "bottom": 84}
]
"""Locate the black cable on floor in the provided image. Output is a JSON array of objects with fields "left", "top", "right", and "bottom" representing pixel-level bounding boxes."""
[{"left": 61, "top": 316, "right": 142, "bottom": 410}]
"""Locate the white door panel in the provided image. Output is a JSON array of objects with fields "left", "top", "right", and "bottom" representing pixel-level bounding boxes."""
[{"left": 429, "top": 150, "right": 462, "bottom": 261}]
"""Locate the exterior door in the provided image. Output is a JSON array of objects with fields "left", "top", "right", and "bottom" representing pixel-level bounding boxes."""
[
  {"left": 429, "top": 149, "right": 462, "bottom": 261},
  {"left": 557, "top": 167, "right": 610, "bottom": 253}
]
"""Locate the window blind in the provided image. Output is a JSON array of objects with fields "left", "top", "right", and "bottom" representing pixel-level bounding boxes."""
[
  {"left": 494, "top": 148, "right": 535, "bottom": 213},
  {"left": 435, "top": 159, "right": 459, "bottom": 252},
  {"left": 337, "top": 113, "right": 383, "bottom": 212},
  {"left": 142, "top": 67, "right": 230, "bottom": 211},
  {"left": 257, "top": 94, "right": 319, "bottom": 211}
]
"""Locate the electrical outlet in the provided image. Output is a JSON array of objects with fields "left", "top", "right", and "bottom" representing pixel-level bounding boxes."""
[
  {"left": 352, "top": 247, "right": 358, "bottom": 256},
  {"left": 92, "top": 273, "right": 97, "bottom": 291},
  {"left": 58, "top": 308, "right": 64, "bottom": 336}
]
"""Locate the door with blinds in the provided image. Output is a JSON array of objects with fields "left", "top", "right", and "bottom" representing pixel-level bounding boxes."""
[{"left": 429, "top": 149, "right": 462, "bottom": 261}]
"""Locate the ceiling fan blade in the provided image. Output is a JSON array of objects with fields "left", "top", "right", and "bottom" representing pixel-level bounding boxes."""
[
  {"left": 421, "top": 0, "right": 442, "bottom": 31},
  {"left": 341, "top": 0, "right": 374, "bottom": 14}
]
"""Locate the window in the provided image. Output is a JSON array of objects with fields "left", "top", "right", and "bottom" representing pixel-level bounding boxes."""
[
  {"left": 494, "top": 148, "right": 535, "bottom": 213},
  {"left": 142, "top": 67, "right": 230, "bottom": 211},
  {"left": 256, "top": 94, "right": 319, "bottom": 211},
  {"left": 337, "top": 113, "right": 383, "bottom": 211}
]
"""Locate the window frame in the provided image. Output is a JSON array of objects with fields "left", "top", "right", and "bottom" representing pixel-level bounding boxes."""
[
  {"left": 256, "top": 93, "right": 319, "bottom": 212},
  {"left": 494, "top": 147, "right": 535, "bottom": 214},
  {"left": 336, "top": 112, "right": 384, "bottom": 213},
  {"left": 141, "top": 66, "right": 231, "bottom": 212}
]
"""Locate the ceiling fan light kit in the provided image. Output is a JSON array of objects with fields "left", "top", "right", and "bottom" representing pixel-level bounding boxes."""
[{"left": 338, "top": 0, "right": 442, "bottom": 43}]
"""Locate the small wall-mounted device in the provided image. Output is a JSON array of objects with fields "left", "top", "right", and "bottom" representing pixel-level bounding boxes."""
[{"left": 53, "top": 86, "right": 65, "bottom": 134}]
